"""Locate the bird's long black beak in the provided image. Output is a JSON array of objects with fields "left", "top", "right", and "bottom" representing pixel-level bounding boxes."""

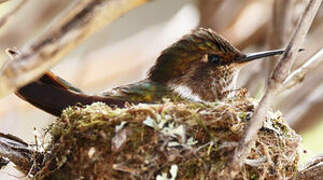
[
  {"left": 238, "top": 49, "right": 304, "bottom": 63},
  {"left": 238, "top": 49, "right": 285, "bottom": 63}
]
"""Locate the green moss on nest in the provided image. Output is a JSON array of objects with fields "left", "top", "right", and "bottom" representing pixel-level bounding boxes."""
[{"left": 35, "top": 95, "right": 300, "bottom": 179}]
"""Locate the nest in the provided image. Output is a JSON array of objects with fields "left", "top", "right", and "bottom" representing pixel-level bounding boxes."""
[{"left": 35, "top": 95, "right": 301, "bottom": 179}]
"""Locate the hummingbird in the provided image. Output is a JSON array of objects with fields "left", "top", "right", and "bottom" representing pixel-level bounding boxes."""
[{"left": 16, "top": 28, "right": 288, "bottom": 117}]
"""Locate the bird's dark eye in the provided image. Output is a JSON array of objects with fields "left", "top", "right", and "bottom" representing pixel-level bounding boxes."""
[{"left": 208, "top": 54, "right": 220, "bottom": 64}]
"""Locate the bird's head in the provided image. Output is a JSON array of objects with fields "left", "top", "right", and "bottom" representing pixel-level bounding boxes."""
[{"left": 148, "top": 28, "right": 285, "bottom": 101}]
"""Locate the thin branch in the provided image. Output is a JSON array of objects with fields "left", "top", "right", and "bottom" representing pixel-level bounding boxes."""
[
  {"left": 243, "top": 0, "right": 295, "bottom": 93},
  {"left": 269, "top": 0, "right": 294, "bottom": 50},
  {"left": 198, "top": 0, "right": 224, "bottom": 30},
  {"left": 230, "top": 0, "right": 322, "bottom": 171},
  {"left": 5, "top": 47, "right": 20, "bottom": 59},
  {"left": 283, "top": 48, "right": 323, "bottom": 90},
  {"left": 279, "top": 10, "right": 323, "bottom": 131},
  {"left": 277, "top": 68, "right": 323, "bottom": 132},
  {"left": 297, "top": 156, "right": 323, "bottom": 179},
  {"left": 0, "top": 132, "right": 34, "bottom": 174},
  {"left": 287, "top": 84, "right": 323, "bottom": 129},
  {"left": 222, "top": 0, "right": 271, "bottom": 47},
  {"left": 265, "top": 0, "right": 294, "bottom": 74},
  {"left": 0, "top": 0, "right": 10, "bottom": 4},
  {"left": 0, "top": 0, "right": 27, "bottom": 28},
  {"left": 0, "top": 0, "right": 149, "bottom": 98},
  {"left": 270, "top": 1, "right": 322, "bottom": 86}
]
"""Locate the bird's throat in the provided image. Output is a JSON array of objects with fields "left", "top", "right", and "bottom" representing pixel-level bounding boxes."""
[{"left": 170, "top": 84, "right": 204, "bottom": 102}]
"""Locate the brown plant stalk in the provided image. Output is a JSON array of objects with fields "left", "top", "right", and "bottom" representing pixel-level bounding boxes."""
[
  {"left": 283, "top": 48, "right": 323, "bottom": 90},
  {"left": 0, "top": 0, "right": 27, "bottom": 28},
  {"left": 0, "top": 0, "right": 149, "bottom": 99},
  {"left": 198, "top": 0, "right": 224, "bottom": 30},
  {"left": 296, "top": 156, "right": 323, "bottom": 179},
  {"left": 0, "top": 0, "right": 10, "bottom": 4},
  {"left": 231, "top": 0, "right": 322, "bottom": 172}
]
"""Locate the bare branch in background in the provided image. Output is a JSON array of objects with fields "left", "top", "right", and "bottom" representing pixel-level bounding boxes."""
[
  {"left": 287, "top": 84, "right": 323, "bottom": 131},
  {"left": 0, "top": 0, "right": 27, "bottom": 28},
  {"left": 271, "top": 2, "right": 321, "bottom": 85},
  {"left": 266, "top": 0, "right": 294, "bottom": 73},
  {"left": 221, "top": 0, "right": 271, "bottom": 47},
  {"left": 0, "top": 0, "right": 10, "bottom": 4},
  {"left": 5, "top": 47, "right": 20, "bottom": 59},
  {"left": 0, "top": 132, "right": 38, "bottom": 174},
  {"left": 0, "top": 0, "right": 149, "bottom": 99},
  {"left": 269, "top": 0, "right": 294, "bottom": 50},
  {"left": 279, "top": 68, "right": 323, "bottom": 132},
  {"left": 198, "top": 0, "right": 269, "bottom": 49},
  {"left": 198, "top": 0, "right": 224, "bottom": 30},
  {"left": 281, "top": 10, "right": 323, "bottom": 132},
  {"left": 230, "top": 0, "right": 322, "bottom": 172},
  {"left": 297, "top": 156, "right": 323, "bottom": 179},
  {"left": 235, "top": 23, "right": 267, "bottom": 50},
  {"left": 283, "top": 48, "right": 323, "bottom": 90},
  {"left": 243, "top": 0, "right": 296, "bottom": 92}
]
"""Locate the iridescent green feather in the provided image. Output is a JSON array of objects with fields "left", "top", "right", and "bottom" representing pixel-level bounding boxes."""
[
  {"left": 148, "top": 28, "right": 243, "bottom": 83},
  {"left": 105, "top": 81, "right": 171, "bottom": 103}
]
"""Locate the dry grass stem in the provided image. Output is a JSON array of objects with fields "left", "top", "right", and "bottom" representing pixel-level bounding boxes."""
[
  {"left": 0, "top": 0, "right": 148, "bottom": 99},
  {"left": 266, "top": 0, "right": 294, "bottom": 73},
  {"left": 243, "top": 0, "right": 294, "bottom": 91},
  {"left": 0, "top": 0, "right": 10, "bottom": 4},
  {"left": 231, "top": 0, "right": 322, "bottom": 172},
  {"left": 283, "top": 48, "right": 323, "bottom": 90},
  {"left": 198, "top": 0, "right": 224, "bottom": 30},
  {"left": 270, "top": 1, "right": 321, "bottom": 86},
  {"left": 279, "top": 67, "right": 323, "bottom": 131},
  {"left": 0, "top": 132, "right": 36, "bottom": 174},
  {"left": 297, "top": 156, "right": 323, "bottom": 179},
  {"left": 270, "top": 0, "right": 293, "bottom": 49},
  {"left": 0, "top": 0, "right": 27, "bottom": 28},
  {"left": 222, "top": 1, "right": 270, "bottom": 47},
  {"left": 287, "top": 84, "right": 323, "bottom": 131}
]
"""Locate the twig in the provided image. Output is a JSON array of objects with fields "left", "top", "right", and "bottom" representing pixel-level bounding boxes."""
[
  {"left": 279, "top": 9, "right": 323, "bottom": 132},
  {"left": 198, "top": 0, "right": 224, "bottom": 30},
  {"left": 222, "top": 0, "right": 271, "bottom": 46},
  {"left": 296, "top": 156, "right": 323, "bottom": 179},
  {"left": 0, "top": 0, "right": 27, "bottom": 28},
  {"left": 266, "top": 0, "right": 294, "bottom": 73},
  {"left": 0, "top": 0, "right": 149, "bottom": 98},
  {"left": 269, "top": 0, "right": 294, "bottom": 50},
  {"left": 5, "top": 47, "right": 20, "bottom": 59},
  {"left": 283, "top": 48, "right": 323, "bottom": 90},
  {"left": 0, "top": 132, "right": 34, "bottom": 174},
  {"left": 287, "top": 84, "right": 323, "bottom": 128},
  {"left": 231, "top": 0, "right": 322, "bottom": 171},
  {"left": 0, "top": 0, "right": 10, "bottom": 4},
  {"left": 278, "top": 69, "right": 323, "bottom": 132},
  {"left": 243, "top": 0, "right": 295, "bottom": 93},
  {"left": 270, "top": 1, "right": 322, "bottom": 85}
]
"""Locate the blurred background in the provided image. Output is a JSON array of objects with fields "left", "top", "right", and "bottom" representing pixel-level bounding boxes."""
[{"left": 0, "top": 0, "right": 322, "bottom": 179}]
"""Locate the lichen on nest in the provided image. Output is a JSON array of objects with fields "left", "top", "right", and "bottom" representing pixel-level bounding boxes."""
[{"left": 35, "top": 95, "right": 301, "bottom": 179}]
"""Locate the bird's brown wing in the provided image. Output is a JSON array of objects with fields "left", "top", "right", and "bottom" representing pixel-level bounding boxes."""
[{"left": 16, "top": 72, "right": 129, "bottom": 116}]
